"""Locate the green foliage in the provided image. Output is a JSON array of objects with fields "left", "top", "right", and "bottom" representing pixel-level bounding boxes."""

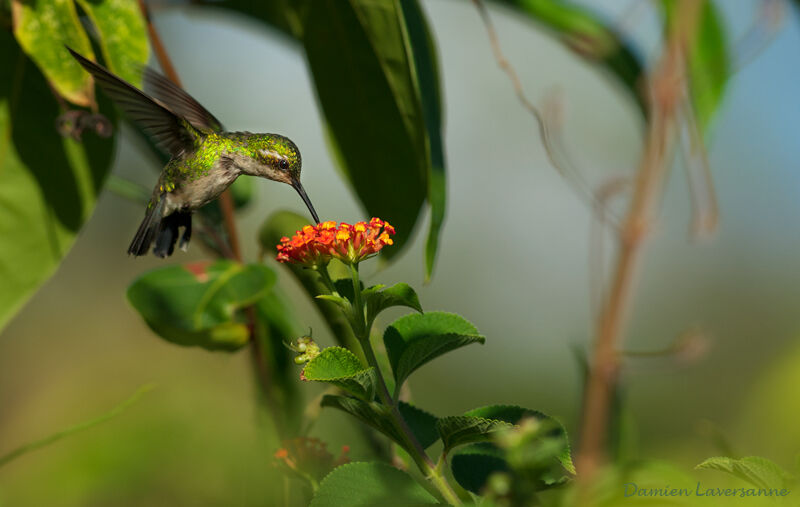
[
  {"left": 397, "top": 402, "right": 439, "bottom": 450},
  {"left": 320, "top": 395, "right": 438, "bottom": 453},
  {"left": 320, "top": 395, "right": 399, "bottom": 447},
  {"left": 213, "top": 0, "right": 447, "bottom": 274},
  {"left": 73, "top": 0, "right": 149, "bottom": 88},
  {"left": 696, "top": 456, "right": 795, "bottom": 490},
  {"left": 496, "top": 0, "right": 647, "bottom": 115},
  {"left": 364, "top": 282, "right": 423, "bottom": 331},
  {"left": 299, "top": 0, "right": 428, "bottom": 261},
  {"left": 303, "top": 347, "right": 377, "bottom": 401},
  {"left": 12, "top": 0, "right": 95, "bottom": 106},
  {"left": 397, "top": 0, "right": 447, "bottom": 280},
  {"left": 438, "top": 405, "right": 530, "bottom": 453},
  {"left": 450, "top": 443, "right": 509, "bottom": 494},
  {"left": 253, "top": 289, "right": 304, "bottom": 426},
  {"left": 0, "top": 31, "right": 117, "bottom": 332},
  {"left": 661, "top": 0, "right": 730, "bottom": 130},
  {"left": 310, "top": 462, "right": 438, "bottom": 506},
  {"left": 383, "top": 312, "right": 485, "bottom": 391},
  {"left": 126, "top": 261, "right": 276, "bottom": 351},
  {"left": 12, "top": 0, "right": 148, "bottom": 105}
]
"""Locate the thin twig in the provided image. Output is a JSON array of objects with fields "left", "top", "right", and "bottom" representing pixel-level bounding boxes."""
[
  {"left": 471, "top": 0, "right": 610, "bottom": 217},
  {"left": 589, "top": 177, "right": 630, "bottom": 321},
  {"left": 678, "top": 93, "right": 718, "bottom": 238},
  {"left": 135, "top": 0, "right": 278, "bottom": 431},
  {"left": 136, "top": 0, "right": 242, "bottom": 262},
  {"left": 576, "top": 0, "right": 704, "bottom": 485},
  {"left": 730, "top": 0, "right": 784, "bottom": 72},
  {"left": 0, "top": 384, "right": 154, "bottom": 468}
]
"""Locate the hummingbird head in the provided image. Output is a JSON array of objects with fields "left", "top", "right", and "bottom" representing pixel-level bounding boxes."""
[{"left": 239, "top": 134, "right": 320, "bottom": 223}]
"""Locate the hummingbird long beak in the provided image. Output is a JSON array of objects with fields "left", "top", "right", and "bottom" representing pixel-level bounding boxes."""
[{"left": 291, "top": 179, "right": 320, "bottom": 224}]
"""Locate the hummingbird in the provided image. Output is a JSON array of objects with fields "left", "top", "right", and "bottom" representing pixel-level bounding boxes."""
[{"left": 67, "top": 48, "right": 320, "bottom": 258}]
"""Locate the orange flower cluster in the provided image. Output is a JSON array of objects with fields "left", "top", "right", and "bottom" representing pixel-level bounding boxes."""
[{"left": 276, "top": 218, "right": 395, "bottom": 266}]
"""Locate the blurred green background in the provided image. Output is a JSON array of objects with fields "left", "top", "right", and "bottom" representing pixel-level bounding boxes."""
[{"left": 2, "top": 0, "right": 800, "bottom": 505}]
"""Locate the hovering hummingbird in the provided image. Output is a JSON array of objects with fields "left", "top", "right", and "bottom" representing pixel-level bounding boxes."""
[{"left": 67, "top": 48, "right": 320, "bottom": 258}]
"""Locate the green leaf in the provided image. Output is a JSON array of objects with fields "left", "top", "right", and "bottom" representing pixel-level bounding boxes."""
[
  {"left": 303, "top": 347, "right": 376, "bottom": 401},
  {"left": 12, "top": 0, "right": 95, "bottom": 106},
  {"left": 310, "top": 462, "right": 438, "bottom": 506},
  {"left": 398, "top": 402, "right": 439, "bottom": 450},
  {"left": 321, "top": 395, "right": 401, "bottom": 446},
  {"left": 74, "top": 0, "right": 149, "bottom": 88},
  {"left": 437, "top": 405, "right": 570, "bottom": 460},
  {"left": 253, "top": 289, "right": 303, "bottom": 427},
  {"left": 320, "top": 395, "right": 436, "bottom": 451},
  {"left": 661, "top": 0, "right": 729, "bottom": 130},
  {"left": 126, "top": 260, "right": 276, "bottom": 351},
  {"left": 365, "top": 282, "right": 422, "bottom": 329},
  {"left": 696, "top": 456, "right": 795, "bottom": 490},
  {"left": 496, "top": 0, "right": 647, "bottom": 116},
  {"left": 316, "top": 294, "right": 352, "bottom": 312},
  {"left": 450, "top": 443, "right": 509, "bottom": 495},
  {"left": 398, "top": 0, "right": 446, "bottom": 280},
  {"left": 383, "top": 312, "right": 485, "bottom": 389},
  {"left": 299, "top": 0, "right": 430, "bottom": 261},
  {"left": 200, "top": 0, "right": 299, "bottom": 39},
  {"left": 0, "top": 32, "right": 116, "bottom": 332}
]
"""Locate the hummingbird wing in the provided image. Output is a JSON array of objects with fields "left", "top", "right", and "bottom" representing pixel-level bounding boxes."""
[
  {"left": 142, "top": 67, "right": 224, "bottom": 132},
  {"left": 67, "top": 47, "right": 200, "bottom": 158}
]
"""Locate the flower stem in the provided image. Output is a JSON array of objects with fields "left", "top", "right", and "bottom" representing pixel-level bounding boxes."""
[
  {"left": 316, "top": 264, "right": 338, "bottom": 296},
  {"left": 347, "top": 264, "right": 461, "bottom": 505}
]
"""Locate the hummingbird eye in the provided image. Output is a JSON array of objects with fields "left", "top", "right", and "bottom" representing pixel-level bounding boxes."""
[{"left": 279, "top": 159, "right": 289, "bottom": 171}]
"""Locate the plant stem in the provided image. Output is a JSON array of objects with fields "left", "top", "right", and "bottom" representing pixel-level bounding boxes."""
[
  {"left": 136, "top": 0, "right": 241, "bottom": 262},
  {"left": 575, "top": 0, "right": 703, "bottom": 483},
  {"left": 136, "top": 0, "right": 278, "bottom": 431},
  {"left": 347, "top": 264, "right": 461, "bottom": 505}
]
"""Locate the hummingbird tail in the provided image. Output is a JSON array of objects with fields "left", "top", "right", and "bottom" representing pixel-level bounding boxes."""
[
  {"left": 128, "top": 199, "right": 166, "bottom": 257},
  {"left": 152, "top": 212, "right": 192, "bottom": 258}
]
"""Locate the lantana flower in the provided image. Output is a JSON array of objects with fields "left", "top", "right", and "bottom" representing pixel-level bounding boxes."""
[{"left": 276, "top": 218, "right": 395, "bottom": 266}]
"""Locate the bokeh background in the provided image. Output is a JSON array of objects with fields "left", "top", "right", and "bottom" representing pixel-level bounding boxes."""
[{"left": 2, "top": 0, "right": 800, "bottom": 505}]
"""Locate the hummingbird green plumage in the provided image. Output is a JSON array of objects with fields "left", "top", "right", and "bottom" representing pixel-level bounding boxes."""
[{"left": 67, "top": 47, "right": 320, "bottom": 258}]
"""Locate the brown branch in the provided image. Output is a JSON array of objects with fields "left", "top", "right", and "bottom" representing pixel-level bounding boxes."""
[
  {"left": 137, "top": 0, "right": 242, "bottom": 262},
  {"left": 575, "top": 0, "right": 704, "bottom": 487},
  {"left": 136, "top": 0, "right": 278, "bottom": 430}
]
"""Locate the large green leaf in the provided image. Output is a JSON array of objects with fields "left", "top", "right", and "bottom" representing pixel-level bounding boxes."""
[
  {"left": 321, "top": 395, "right": 400, "bottom": 446},
  {"left": 310, "top": 462, "right": 438, "bottom": 506},
  {"left": 364, "top": 282, "right": 423, "bottom": 332},
  {"left": 437, "top": 405, "right": 571, "bottom": 466},
  {"left": 397, "top": 402, "right": 439, "bottom": 450},
  {"left": 74, "top": 0, "right": 149, "bottom": 88},
  {"left": 450, "top": 443, "right": 509, "bottom": 495},
  {"left": 303, "top": 347, "right": 377, "bottom": 401},
  {"left": 496, "top": 0, "right": 647, "bottom": 116},
  {"left": 398, "top": 0, "right": 446, "bottom": 280},
  {"left": 299, "top": 0, "right": 429, "bottom": 260},
  {"left": 696, "top": 456, "right": 795, "bottom": 490},
  {"left": 12, "top": 0, "right": 95, "bottom": 106},
  {"left": 127, "top": 261, "right": 276, "bottom": 351},
  {"left": 320, "top": 395, "right": 437, "bottom": 451},
  {"left": 205, "top": 1, "right": 447, "bottom": 274},
  {"left": 0, "top": 32, "right": 116, "bottom": 331},
  {"left": 383, "top": 312, "right": 485, "bottom": 390},
  {"left": 661, "top": 0, "right": 729, "bottom": 130},
  {"left": 253, "top": 288, "right": 304, "bottom": 428}
]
